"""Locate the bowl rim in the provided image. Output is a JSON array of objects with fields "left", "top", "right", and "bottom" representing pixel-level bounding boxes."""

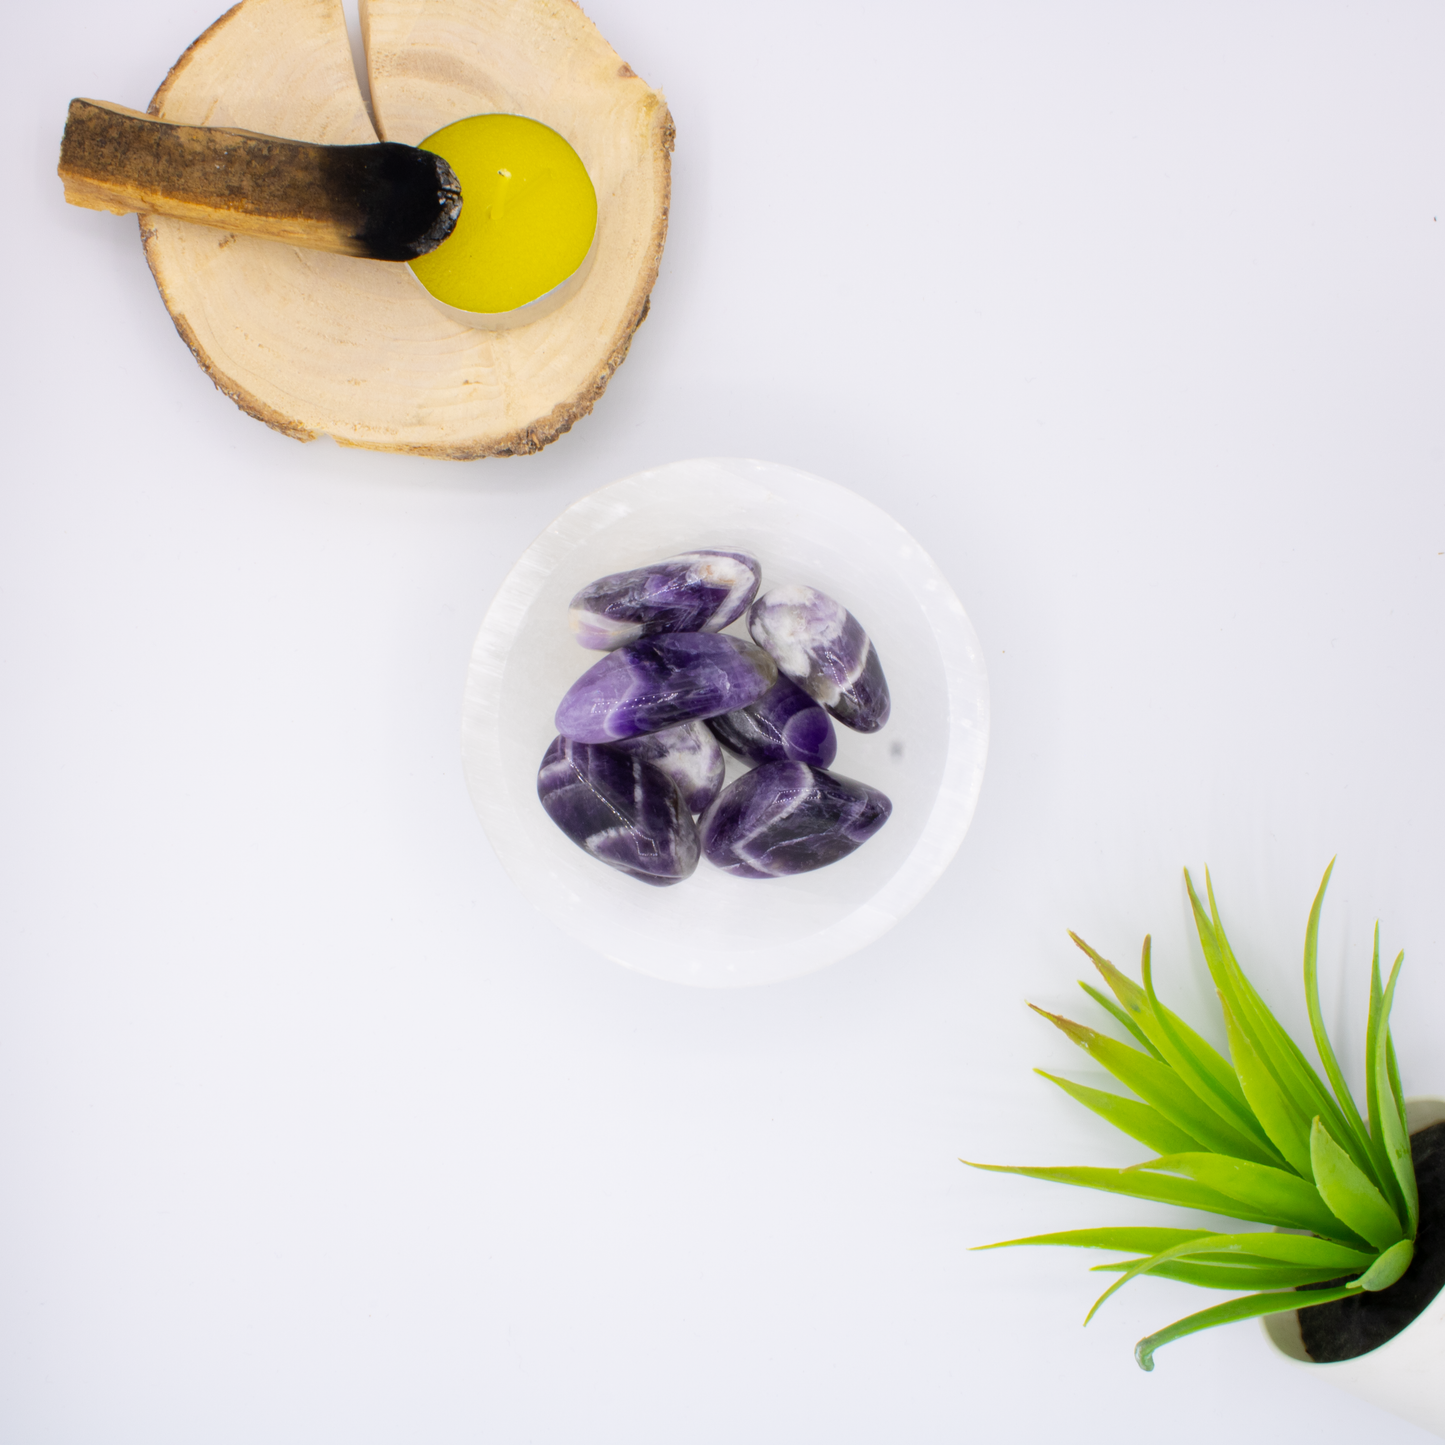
[{"left": 460, "top": 457, "right": 991, "bottom": 986}]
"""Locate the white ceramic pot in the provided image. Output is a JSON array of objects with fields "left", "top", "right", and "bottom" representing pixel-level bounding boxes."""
[{"left": 1262, "top": 1097, "right": 1445, "bottom": 1438}]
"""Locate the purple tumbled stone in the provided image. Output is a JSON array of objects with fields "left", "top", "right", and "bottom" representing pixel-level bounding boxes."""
[
  {"left": 537, "top": 736, "right": 700, "bottom": 886},
  {"left": 747, "top": 585, "right": 891, "bottom": 733},
  {"left": 706, "top": 674, "right": 837, "bottom": 769},
  {"left": 569, "top": 551, "right": 762, "bottom": 650},
  {"left": 555, "top": 633, "right": 777, "bottom": 744},
  {"left": 699, "top": 761, "right": 892, "bottom": 879},
  {"left": 610, "top": 719, "right": 725, "bottom": 814}
]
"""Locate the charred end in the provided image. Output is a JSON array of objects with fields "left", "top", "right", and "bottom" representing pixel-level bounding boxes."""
[{"left": 332, "top": 143, "right": 462, "bottom": 261}]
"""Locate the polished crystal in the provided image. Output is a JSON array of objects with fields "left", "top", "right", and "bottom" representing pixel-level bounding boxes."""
[
  {"left": 699, "top": 761, "right": 892, "bottom": 878},
  {"left": 747, "top": 584, "right": 890, "bottom": 733},
  {"left": 537, "top": 736, "right": 700, "bottom": 886},
  {"left": 569, "top": 551, "right": 762, "bottom": 650},
  {"left": 610, "top": 719, "right": 725, "bottom": 814},
  {"left": 555, "top": 633, "right": 777, "bottom": 744},
  {"left": 706, "top": 674, "right": 837, "bottom": 769}
]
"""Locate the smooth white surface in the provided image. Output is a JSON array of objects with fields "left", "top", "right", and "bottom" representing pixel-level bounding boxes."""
[
  {"left": 4, "top": 1, "right": 1444, "bottom": 1441},
  {"left": 461, "top": 458, "right": 988, "bottom": 986}
]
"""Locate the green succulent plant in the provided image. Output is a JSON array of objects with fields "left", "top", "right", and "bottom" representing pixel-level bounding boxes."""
[{"left": 966, "top": 863, "right": 1419, "bottom": 1370}]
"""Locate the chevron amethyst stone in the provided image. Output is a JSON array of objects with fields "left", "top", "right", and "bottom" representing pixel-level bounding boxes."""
[
  {"left": 699, "top": 762, "right": 892, "bottom": 878},
  {"left": 537, "top": 736, "right": 700, "bottom": 886},
  {"left": 555, "top": 633, "right": 777, "bottom": 744},
  {"left": 610, "top": 719, "right": 725, "bottom": 814},
  {"left": 747, "top": 585, "right": 891, "bottom": 733},
  {"left": 569, "top": 551, "right": 762, "bottom": 650},
  {"left": 707, "top": 674, "right": 837, "bottom": 769}
]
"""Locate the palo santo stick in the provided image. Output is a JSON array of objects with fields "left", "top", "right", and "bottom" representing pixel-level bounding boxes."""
[{"left": 58, "top": 97, "right": 461, "bottom": 261}]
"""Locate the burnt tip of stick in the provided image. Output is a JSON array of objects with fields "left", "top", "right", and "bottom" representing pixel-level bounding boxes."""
[
  {"left": 329, "top": 143, "right": 462, "bottom": 262},
  {"left": 58, "top": 99, "right": 463, "bottom": 263}
]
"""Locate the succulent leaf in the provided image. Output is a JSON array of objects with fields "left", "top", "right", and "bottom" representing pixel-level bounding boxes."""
[
  {"left": 1386, "top": 1034, "right": 1406, "bottom": 1135},
  {"left": 1309, "top": 1116, "right": 1405, "bottom": 1249},
  {"left": 1218, "top": 994, "right": 1314, "bottom": 1177},
  {"left": 1136, "top": 937, "right": 1278, "bottom": 1161},
  {"left": 1083, "top": 1230, "right": 1370, "bottom": 1322},
  {"left": 1094, "top": 1259, "right": 1361, "bottom": 1290},
  {"left": 1034, "top": 1070, "right": 1203, "bottom": 1156},
  {"left": 1349, "top": 1237, "right": 1413, "bottom": 1292},
  {"left": 1187, "top": 871, "right": 1359, "bottom": 1160},
  {"left": 1300, "top": 864, "right": 1391, "bottom": 1191},
  {"left": 1365, "top": 928, "right": 1386, "bottom": 1150},
  {"left": 975, "top": 1227, "right": 1373, "bottom": 1272},
  {"left": 1148, "top": 1231, "right": 1373, "bottom": 1269},
  {"left": 969, "top": 866, "right": 1422, "bottom": 1367},
  {"left": 971, "top": 1226, "right": 1211, "bottom": 1254},
  {"left": 1370, "top": 954, "right": 1419, "bottom": 1235},
  {"left": 1083, "top": 942, "right": 1256, "bottom": 1126},
  {"left": 1077, "top": 980, "right": 1164, "bottom": 1060},
  {"left": 1028, "top": 1008, "right": 1280, "bottom": 1165},
  {"left": 962, "top": 1160, "right": 1330, "bottom": 1230},
  {"left": 1127, "top": 1153, "right": 1367, "bottom": 1244},
  {"left": 1084, "top": 1236, "right": 1214, "bottom": 1324},
  {"left": 1133, "top": 1285, "right": 1359, "bottom": 1371},
  {"left": 1358, "top": 933, "right": 1410, "bottom": 1221}
]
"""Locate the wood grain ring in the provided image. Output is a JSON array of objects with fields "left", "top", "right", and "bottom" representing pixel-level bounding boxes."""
[{"left": 141, "top": 0, "right": 673, "bottom": 458}]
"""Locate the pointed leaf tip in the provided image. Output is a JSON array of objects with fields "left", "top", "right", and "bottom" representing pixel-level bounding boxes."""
[{"left": 1069, "top": 932, "right": 1109, "bottom": 968}]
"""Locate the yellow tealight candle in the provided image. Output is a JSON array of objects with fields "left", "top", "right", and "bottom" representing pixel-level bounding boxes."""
[{"left": 409, "top": 114, "right": 598, "bottom": 328}]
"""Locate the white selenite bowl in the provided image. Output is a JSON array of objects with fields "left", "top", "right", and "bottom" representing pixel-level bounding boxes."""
[{"left": 461, "top": 458, "right": 990, "bottom": 987}]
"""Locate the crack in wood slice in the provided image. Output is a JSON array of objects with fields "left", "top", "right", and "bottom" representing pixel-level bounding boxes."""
[{"left": 140, "top": 0, "right": 672, "bottom": 458}]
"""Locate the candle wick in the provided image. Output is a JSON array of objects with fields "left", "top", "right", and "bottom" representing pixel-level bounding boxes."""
[{"left": 490, "top": 168, "right": 513, "bottom": 222}]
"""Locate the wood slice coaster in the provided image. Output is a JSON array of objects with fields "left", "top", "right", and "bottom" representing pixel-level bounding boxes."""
[{"left": 141, "top": 0, "right": 673, "bottom": 457}]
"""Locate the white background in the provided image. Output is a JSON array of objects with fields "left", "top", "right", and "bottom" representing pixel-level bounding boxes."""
[{"left": 4, "top": 1, "right": 1444, "bottom": 1440}]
